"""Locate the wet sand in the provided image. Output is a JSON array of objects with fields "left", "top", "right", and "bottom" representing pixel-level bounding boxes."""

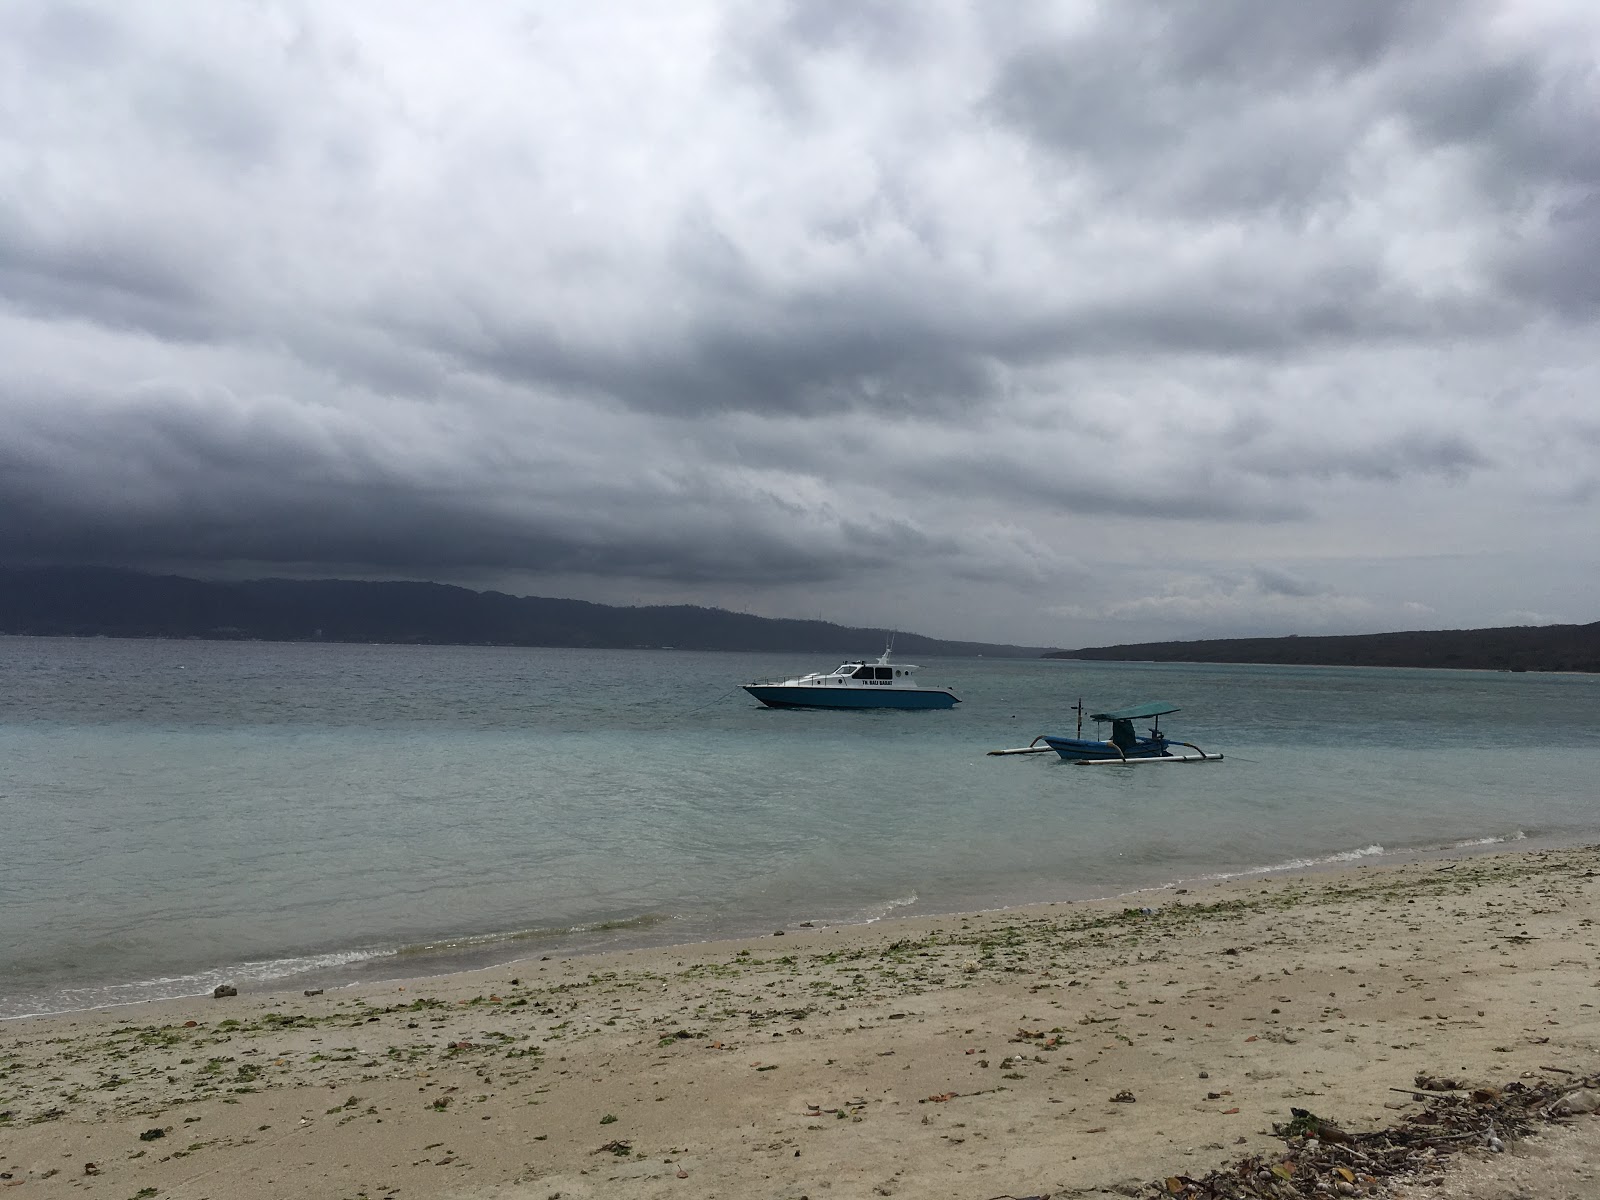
[{"left": 4, "top": 844, "right": 1599, "bottom": 1199}]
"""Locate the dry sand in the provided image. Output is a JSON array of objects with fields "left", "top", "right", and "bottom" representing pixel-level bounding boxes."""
[{"left": 4, "top": 844, "right": 1600, "bottom": 1199}]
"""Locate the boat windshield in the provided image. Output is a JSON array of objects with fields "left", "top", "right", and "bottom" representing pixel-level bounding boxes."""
[{"left": 842, "top": 665, "right": 896, "bottom": 680}]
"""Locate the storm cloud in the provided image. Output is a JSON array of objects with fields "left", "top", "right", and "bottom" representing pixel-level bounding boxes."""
[{"left": 2, "top": 0, "right": 1596, "bottom": 644}]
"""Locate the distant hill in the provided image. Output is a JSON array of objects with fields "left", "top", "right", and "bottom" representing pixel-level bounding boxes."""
[
  {"left": 1048, "top": 623, "right": 1600, "bottom": 673},
  {"left": 0, "top": 566, "right": 1054, "bottom": 658}
]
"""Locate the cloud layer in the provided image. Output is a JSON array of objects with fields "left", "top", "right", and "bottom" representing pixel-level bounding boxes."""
[{"left": 3, "top": 0, "right": 1597, "bottom": 644}]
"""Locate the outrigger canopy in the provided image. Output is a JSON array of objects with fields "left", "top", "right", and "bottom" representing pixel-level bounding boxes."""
[{"left": 1088, "top": 701, "right": 1179, "bottom": 722}]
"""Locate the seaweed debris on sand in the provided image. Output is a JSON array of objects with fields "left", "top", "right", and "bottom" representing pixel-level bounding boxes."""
[{"left": 1129, "top": 1072, "right": 1600, "bottom": 1198}]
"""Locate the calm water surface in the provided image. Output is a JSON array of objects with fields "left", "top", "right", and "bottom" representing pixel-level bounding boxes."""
[{"left": 2, "top": 637, "right": 1596, "bottom": 1018}]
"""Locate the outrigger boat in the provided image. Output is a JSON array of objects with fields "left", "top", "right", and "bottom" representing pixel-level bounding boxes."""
[
  {"left": 743, "top": 648, "right": 959, "bottom": 710},
  {"left": 988, "top": 700, "right": 1221, "bottom": 764}
]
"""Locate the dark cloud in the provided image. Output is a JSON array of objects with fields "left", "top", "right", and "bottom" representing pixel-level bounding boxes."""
[
  {"left": 1239, "top": 429, "right": 1492, "bottom": 484},
  {"left": 983, "top": 0, "right": 1599, "bottom": 341},
  {"left": 0, "top": 211, "right": 225, "bottom": 342},
  {"left": 1252, "top": 568, "right": 1328, "bottom": 600},
  {"left": 452, "top": 282, "right": 1005, "bottom": 419},
  {"left": 901, "top": 446, "right": 1305, "bottom": 524},
  {"left": 1497, "top": 184, "right": 1600, "bottom": 318},
  {"left": 1155, "top": 0, "right": 1446, "bottom": 84},
  {"left": 18, "top": 1, "right": 127, "bottom": 71},
  {"left": 987, "top": 0, "right": 1445, "bottom": 163},
  {"left": 761, "top": 0, "right": 925, "bottom": 64},
  {"left": 134, "top": 61, "right": 284, "bottom": 167},
  {"left": 0, "top": 381, "right": 962, "bottom": 588},
  {"left": 719, "top": 0, "right": 928, "bottom": 124},
  {"left": 981, "top": 1, "right": 1431, "bottom": 211}
]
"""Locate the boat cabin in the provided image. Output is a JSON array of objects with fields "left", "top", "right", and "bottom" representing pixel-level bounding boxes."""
[{"left": 816, "top": 660, "right": 914, "bottom": 684}]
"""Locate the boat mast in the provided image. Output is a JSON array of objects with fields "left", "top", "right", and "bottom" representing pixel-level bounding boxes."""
[{"left": 1072, "top": 698, "right": 1084, "bottom": 738}]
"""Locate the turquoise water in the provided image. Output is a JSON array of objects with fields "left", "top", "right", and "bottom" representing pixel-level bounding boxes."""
[{"left": 2, "top": 636, "right": 1596, "bottom": 1019}]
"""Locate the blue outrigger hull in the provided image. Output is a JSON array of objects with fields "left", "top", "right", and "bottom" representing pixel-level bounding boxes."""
[
  {"left": 743, "top": 685, "right": 959, "bottom": 710},
  {"left": 989, "top": 700, "right": 1218, "bottom": 762},
  {"left": 1039, "top": 736, "right": 1171, "bottom": 761}
]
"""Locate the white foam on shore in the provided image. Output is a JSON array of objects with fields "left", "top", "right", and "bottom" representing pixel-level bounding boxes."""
[
  {"left": 1451, "top": 831, "right": 1527, "bottom": 848},
  {"left": 859, "top": 893, "right": 919, "bottom": 924},
  {"left": 1181, "top": 830, "right": 1530, "bottom": 889},
  {"left": 1199, "top": 843, "right": 1388, "bottom": 881},
  {"left": 1, "top": 946, "right": 396, "bottom": 1022},
  {"left": 5, "top": 913, "right": 686, "bottom": 1021}
]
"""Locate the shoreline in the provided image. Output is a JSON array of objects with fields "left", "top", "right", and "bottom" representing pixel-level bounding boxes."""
[
  {"left": 5, "top": 842, "right": 1600, "bottom": 1198},
  {"left": 1, "top": 827, "right": 1545, "bottom": 1025}
]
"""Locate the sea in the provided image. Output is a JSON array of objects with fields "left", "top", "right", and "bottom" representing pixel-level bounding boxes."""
[{"left": 3, "top": 636, "right": 1597, "bottom": 1021}]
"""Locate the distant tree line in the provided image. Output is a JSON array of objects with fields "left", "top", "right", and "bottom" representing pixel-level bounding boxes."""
[
  {"left": 1049, "top": 624, "right": 1600, "bottom": 674},
  {"left": 0, "top": 566, "right": 1050, "bottom": 658}
]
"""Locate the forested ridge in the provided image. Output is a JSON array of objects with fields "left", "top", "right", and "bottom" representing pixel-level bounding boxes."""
[
  {"left": 1050, "top": 623, "right": 1600, "bottom": 673},
  {"left": 0, "top": 566, "right": 1050, "bottom": 658}
]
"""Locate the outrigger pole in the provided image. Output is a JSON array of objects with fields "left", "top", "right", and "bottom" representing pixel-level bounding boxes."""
[
  {"left": 986, "top": 737, "right": 1055, "bottom": 755},
  {"left": 1072, "top": 746, "right": 1222, "bottom": 765}
]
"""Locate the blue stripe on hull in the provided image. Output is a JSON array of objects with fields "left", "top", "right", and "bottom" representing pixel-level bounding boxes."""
[
  {"left": 743, "top": 685, "right": 959, "bottom": 710},
  {"left": 1040, "top": 736, "right": 1170, "bottom": 760}
]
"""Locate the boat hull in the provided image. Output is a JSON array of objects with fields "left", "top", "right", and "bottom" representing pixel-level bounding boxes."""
[
  {"left": 743, "top": 685, "right": 959, "bottom": 710},
  {"left": 1039, "top": 736, "right": 1170, "bottom": 761}
]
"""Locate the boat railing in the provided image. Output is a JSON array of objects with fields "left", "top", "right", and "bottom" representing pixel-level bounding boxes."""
[{"left": 747, "top": 673, "right": 916, "bottom": 688}]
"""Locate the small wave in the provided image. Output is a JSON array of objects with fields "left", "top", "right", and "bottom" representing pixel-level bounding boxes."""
[
  {"left": 394, "top": 913, "right": 669, "bottom": 957},
  {"left": 4, "top": 918, "right": 679, "bottom": 1021},
  {"left": 1202, "top": 843, "right": 1387, "bottom": 881},
  {"left": 2, "top": 946, "right": 396, "bottom": 1022},
  {"left": 859, "top": 893, "right": 919, "bottom": 924},
  {"left": 1451, "top": 831, "right": 1526, "bottom": 848},
  {"left": 1190, "top": 829, "right": 1530, "bottom": 889}
]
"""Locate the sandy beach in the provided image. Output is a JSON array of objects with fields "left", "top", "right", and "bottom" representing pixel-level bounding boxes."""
[{"left": 4, "top": 844, "right": 1600, "bottom": 1199}]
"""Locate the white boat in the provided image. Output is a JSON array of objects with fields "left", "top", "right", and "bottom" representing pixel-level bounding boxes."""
[{"left": 743, "top": 649, "right": 959, "bottom": 710}]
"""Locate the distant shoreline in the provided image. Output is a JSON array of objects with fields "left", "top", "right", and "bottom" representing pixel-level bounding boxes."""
[
  {"left": 7, "top": 630, "right": 1598, "bottom": 674},
  {"left": 1047, "top": 653, "right": 1599, "bottom": 675},
  {"left": 1051, "top": 619, "right": 1600, "bottom": 674},
  {"left": 0, "top": 565, "right": 1054, "bottom": 658},
  {"left": 0, "top": 631, "right": 999, "bottom": 658}
]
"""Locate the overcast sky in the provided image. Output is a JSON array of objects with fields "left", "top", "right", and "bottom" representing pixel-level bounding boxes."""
[{"left": 3, "top": 0, "right": 1596, "bottom": 647}]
